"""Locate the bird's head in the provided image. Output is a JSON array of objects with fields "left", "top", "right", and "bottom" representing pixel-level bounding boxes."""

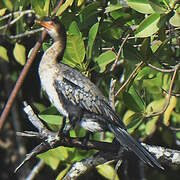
[{"left": 36, "top": 17, "right": 66, "bottom": 42}]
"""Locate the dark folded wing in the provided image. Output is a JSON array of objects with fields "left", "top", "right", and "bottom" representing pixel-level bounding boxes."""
[{"left": 54, "top": 64, "right": 126, "bottom": 129}]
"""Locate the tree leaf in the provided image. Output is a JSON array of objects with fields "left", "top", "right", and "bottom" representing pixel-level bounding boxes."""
[
  {"left": 127, "top": 0, "right": 154, "bottom": 14},
  {"left": 105, "top": 3, "right": 122, "bottom": 13},
  {"left": 135, "top": 13, "right": 167, "bottom": 38},
  {"left": 0, "top": 46, "right": 9, "bottom": 61},
  {"left": 169, "top": 10, "right": 180, "bottom": 27},
  {"left": 68, "top": 21, "right": 82, "bottom": 36},
  {"left": 56, "top": 0, "right": 74, "bottom": 16},
  {"left": 63, "top": 34, "right": 85, "bottom": 66},
  {"left": 123, "top": 92, "right": 142, "bottom": 112},
  {"left": 13, "top": 43, "right": 26, "bottom": 65},
  {"left": 96, "top": 164, "right": 119, "bottom": 180},
  {"left": 163, "top": 96, "right": 177, "bottom": 126},
  {"left": 2, "top": 0, "right": 13, "bottom": 11},
  {"left": 87, "top": 22, "right": 99, "bottom": 60},
  {"left": 94, "top": 50, "right": 116, "bottom": 73},
  {"left": 0, "top": 8, "right": 7, "bottom": 16},
  {"left": 38, "top": 147, "right": 68, "bottom": 170}
]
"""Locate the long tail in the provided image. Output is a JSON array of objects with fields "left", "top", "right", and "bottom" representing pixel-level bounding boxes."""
[{"left": 108, "top": 124, "right": 164, "bottom": 170}]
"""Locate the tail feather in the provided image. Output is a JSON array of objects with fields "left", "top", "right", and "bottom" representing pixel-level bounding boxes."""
[{"left": 108, "top": 124, "right": 164, "bottom": 170}]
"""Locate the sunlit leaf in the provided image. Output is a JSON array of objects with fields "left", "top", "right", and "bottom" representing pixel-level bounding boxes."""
[
  {"left": 87, "top": 22, "right": 99, "bottom": 60},
  {"left": 56, "top": 165, "right": 71, "bottom": 180},
  {"left": 94, "top": 50, "right": 116, "bottom": 73},
  {"left": 56, "top": 0, "right": 74, "bottom": 16},
  {"left": 13, "top": 43, "right": 26, "bottom": 65},
  {"left": 43, "top": 0, "right": 50, "bottom": 16},
  {"left": 169, "top": 10, "right": 180, "bottom": 27},
  {"left": 135, "top": 13, "right": 167, "bottom": 38},
  {"left": 38, "top": 147, "right": 68, "bottom": 170},
  {"left": 127, "top": 0, "right": 154, "bottom": 14},
  {"left": 145, "top": 116, "right": 159, "bottom": 136},
  {"left": 96, "top": 164, "right": 119, "bottom": 180},
  {"left": 163, "top": 96, "right": 177, "bottom": 126},
  {"left": 2, "top": 0, "right": 13, "bottom": 11},
  {"left": 0, "top": 46, "right": 9, "bottom": 61},
  {"left": 105, "top": 3, "right": 122, "bottom": 13},
  {"left": 63, "top": 34, "right": 85, "bottom": 67},
  {"left": 0, "top": 8, "right": 7, "bottom": 16}
]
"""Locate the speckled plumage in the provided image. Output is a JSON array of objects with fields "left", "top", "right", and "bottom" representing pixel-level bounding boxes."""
[{"left": 38, "top": 19, "right": 163, "bottom": 169}]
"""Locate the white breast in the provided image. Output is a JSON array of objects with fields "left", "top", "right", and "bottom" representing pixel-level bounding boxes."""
[{"left": 39, "top": 67, "right": 68, "bottom": 117}]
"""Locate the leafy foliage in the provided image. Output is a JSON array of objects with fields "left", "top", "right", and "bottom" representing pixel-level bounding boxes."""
[{"left": 0, "top": 0, "right": 180, "bottom": 179}]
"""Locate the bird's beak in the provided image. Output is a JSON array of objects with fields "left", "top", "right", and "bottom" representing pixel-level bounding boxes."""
[{"left": 35, "top": 20, "right": 53, "bottom": 30}]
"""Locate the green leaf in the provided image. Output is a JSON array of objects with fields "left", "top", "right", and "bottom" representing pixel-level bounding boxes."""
[
  {"left": 56, "top": 165, "right": 71, "bottom": 180},
  {"left": 13, "top": 43, "right": 26, "bottom": 65},
  {"left": 148, "top": 0, "right": 167, "bottom": 14},
  {"left": 125, "top": 112, "right": 144, "bottom": 134},
  {"left": 94, "top": 50, "right": 116, "bottom": 73},
  {"left": 0, "top": 8, "right": 7, "bottom": 16},
  {"left": 127, "top": 0, "right": 154, "bottom": 14},
  {"left": 68, "top": 21, "right": 82, "bottom": 36},
  {"left": 140, "top": 37, "right": 154, "bottom": 60},
  {"left": 87, "top": 22, "right": 99, "bottom": 60},
  {"left": 96, "top": 164, "right": 119, "bottom": 180},
  {"left": 63, "top": 34, "right": 85, "bottom": 66},
  {"left": 43, "top": 0, "right": 50, "bottom": 16},
  {"left": 135, "top": 13, "right": 167, "bottom": 38},
  {"left": 129, "top": 86, "right": 146, "bottom": 112},
  {"left": 169, "top": 10, "right": 180, "bottom": 27},
  {"left": 145, "top": 116, "right": 159, "bottom": 136},
  {"left": 2, "top": 0, "right": 13, "bottom": 11},
  {"left": 39, "top": 114, "right": 64, "bottom": 125},
  {"left": 123, "top": 92, "right": 142, "bottom": 112},
  {"left": 38, "top": 147, "right": 68, "bottom": 170},
  {"left": 56, "top": 0, "right": 74, "bottom": 16},
  {"left": 123, "top": 44, "right": 142, "bottom": 63},
  {"left": 105, "top": 3, "right": 122, "bottom": 13},
  {"left": 0, "top": 46, "right": 9, "bottom": 61}
]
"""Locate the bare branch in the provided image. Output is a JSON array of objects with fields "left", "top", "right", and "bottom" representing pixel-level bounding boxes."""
[
  {"left": 115, "top": 61, "right": 144, "bottom": 97},
  {"left": 111, "top": 33, "right": 130, "bottom": 72},
  {"left": 146, "top": 63, "right": 179, "bottom": 118}
]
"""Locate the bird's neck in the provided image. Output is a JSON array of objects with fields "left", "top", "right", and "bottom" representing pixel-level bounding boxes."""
[{"left": 41, "top": 41, "right": 64, "bottom": 66}]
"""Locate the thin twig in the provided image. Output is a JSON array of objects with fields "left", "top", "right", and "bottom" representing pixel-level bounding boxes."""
[
  {"left": 0, "top": 10, "right": 35, "bottom": 22},
  {"left": 147, "top": 63, "right": 174, "bottom": 73},
  {"left": 146, "top": 64, "right": 179, "bottom": 118},
  {"left": 115, "top": 61, "right": 144, "bottom": 97},
  {"left": 110, "top": 33, "right": 130, "bottom": 72},
  {"left": 0, "top": 10, "right": 35, "bottom": 30},
  {"left": 162, "top": 88, "right": 180, "bottom": 97},
  {"left": 9, "top": 28, "right": 43, "bottom": 39}
]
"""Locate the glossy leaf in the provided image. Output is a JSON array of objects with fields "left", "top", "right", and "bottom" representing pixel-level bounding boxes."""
[
  {"left": 68, "top": 21, "right": 82, "bottom": 36},
  {"left": 0, "top": 46, "right": 9, "bottom": 61},
  {"left": 135, "top": 13, "right": 166, "bottom": 37},
  {"left": 0, "top": 8, "right": 7, "bottom": 16},
  {"left": 145, "top": 116, "right": 159, "bottom": 136},
  {"left": 94, "top": 50, "right": 116, "bottom": 73},
  {"left": 123, "top": 92, "right": 142, "bottom": 112},
  {"left": 56, "top": 0, "right": 74, "bottom": 16},
  {"left": 13, "top": 43, "right": 26, "bottom": 65},
  {"left": 2, "top": 0, "right": 13, "bottom": 11},
  {"left": 96, "top": 164, "right": 119, "bottom": 180},
  {"left": 105, "top": 3, "right": 122, "bottom": 13},
  {"left": 127, "top": 0, "right": 154, "bottom": 14},
  {"left": 39, "top": 114, "right": 64, "bottom": 125},
  {"left": 169, "top": 10, "right": 180, "bottom": 27},
  {"left": 163, "top": 96, "right": 177, "bottom": 126},
  {"left": 63, "top": 34, "right": 85, "bottom": 66},
  {"left": 87, "top": 22, "right": 99, "bottom": 60},
  {"left": 38, "top": 147, "right": 68, "bottom": 170}
]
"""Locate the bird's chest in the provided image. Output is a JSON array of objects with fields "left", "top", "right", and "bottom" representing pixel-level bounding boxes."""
[{"left": 39, "top": 65, "right": 68, "bottom": 117}]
